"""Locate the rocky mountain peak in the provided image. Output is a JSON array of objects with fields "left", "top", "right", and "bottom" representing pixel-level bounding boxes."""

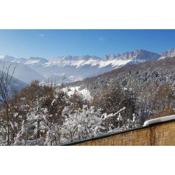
[{"left": 161, "top": 48, "right": 175, "bottom": 58}]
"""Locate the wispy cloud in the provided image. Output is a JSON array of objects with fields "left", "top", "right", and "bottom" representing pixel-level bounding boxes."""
[
  {"left": 39, "top": 33, "right": 45, "bottom": 38},
  {"left": 98, "top": 36, "right": 105, "bottom": 42}
]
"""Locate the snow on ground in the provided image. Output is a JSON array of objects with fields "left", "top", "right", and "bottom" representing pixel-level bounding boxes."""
[
  {"left": 143, "top": 115, "right": 175, "bottom": 127},
  {"left": 62, "top": 86, "right": 92, "bottom": 101},
  {"left": 24, "top": 60, "right": 40, "bottom": 64},
  {"left": 98, "top": 59, "right": 132, "bottom": 68},
  {"left": 44, "top": 58, "right": 132, "bottom": 69}
]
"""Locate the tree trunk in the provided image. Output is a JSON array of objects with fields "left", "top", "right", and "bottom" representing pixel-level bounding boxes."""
[{"left": 5, "top": 104, "right": 10, "bottom": 145}]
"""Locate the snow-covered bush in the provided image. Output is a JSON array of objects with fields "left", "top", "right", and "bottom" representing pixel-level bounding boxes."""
[{"left": 60, "top": 105, "right": 104, "bottom": 144}]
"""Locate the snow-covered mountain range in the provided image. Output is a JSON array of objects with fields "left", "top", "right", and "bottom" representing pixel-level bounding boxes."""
[
  {"left": 0, "top": 48, "right": 174, "bottom": 84},
  {"left": 160, "top": 48, "right": 175, "bottom": 59}
]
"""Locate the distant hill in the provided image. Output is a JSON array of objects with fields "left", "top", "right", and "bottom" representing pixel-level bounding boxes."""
[
  {"left": 0, "top": 59, "right": 44, "bottom": 84},
  {"left": 71, "top": 57, "right": 175, "bottom": 93}
]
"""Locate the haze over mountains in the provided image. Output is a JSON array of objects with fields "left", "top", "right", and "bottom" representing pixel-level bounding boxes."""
[{"left": 0, "top": 48, "right": 175, "bottom": 85}]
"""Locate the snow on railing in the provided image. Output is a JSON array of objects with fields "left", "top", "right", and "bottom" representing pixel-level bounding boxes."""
[{"left": 143, "top": 115, "right": 175, "bottom": 127}]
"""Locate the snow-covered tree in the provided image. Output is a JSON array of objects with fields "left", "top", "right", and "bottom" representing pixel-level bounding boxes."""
[{"left": 60, "top": 105, "right": 104, "bottom": 144}]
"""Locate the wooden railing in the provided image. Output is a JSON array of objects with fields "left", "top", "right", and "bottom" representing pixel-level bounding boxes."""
[{"left": 70, "top": 116, "right": 175, "bottom": 146}]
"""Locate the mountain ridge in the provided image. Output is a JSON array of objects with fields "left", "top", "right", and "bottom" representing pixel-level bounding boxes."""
[{"left": 0, "top": 48, "right": 174, "bottom": 84}]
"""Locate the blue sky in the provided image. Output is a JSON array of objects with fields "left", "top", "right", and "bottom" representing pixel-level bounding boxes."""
[{"left": 0, "top": 30, "right": 175, "bottom": 58}]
